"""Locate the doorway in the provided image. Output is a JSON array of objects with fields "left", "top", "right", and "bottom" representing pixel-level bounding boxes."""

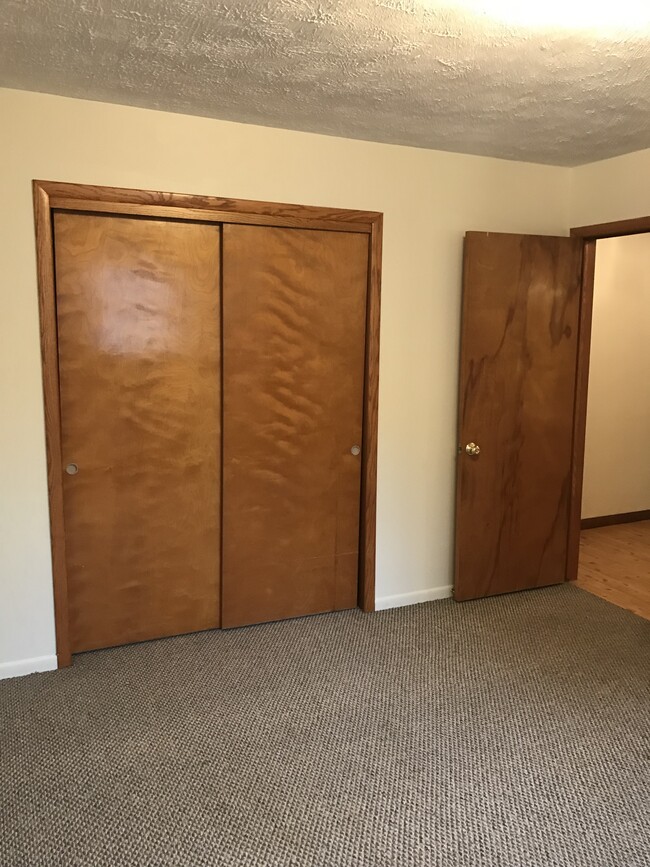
[
  {"left": 573, "top": 231, "right": 650, "bottom": 619},
  {"left": 453, "top": 216, "right": 650, "bottom": 605}
]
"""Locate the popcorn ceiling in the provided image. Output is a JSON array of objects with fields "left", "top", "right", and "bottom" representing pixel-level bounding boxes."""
[{"left": 2, "top": 0, "right": 648, "bottom": 165}]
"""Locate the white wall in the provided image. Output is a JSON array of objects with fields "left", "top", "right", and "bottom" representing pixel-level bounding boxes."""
[
  {"left": 582, "top": 234, "right": 650, "bottom": 518},
  {"left": 5, "top": 87, "right": 646, "bottom": 677}
]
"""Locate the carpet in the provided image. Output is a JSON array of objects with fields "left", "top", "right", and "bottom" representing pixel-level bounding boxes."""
[{"left": 1, "top": 584, "right": 649, "bottom": 866}]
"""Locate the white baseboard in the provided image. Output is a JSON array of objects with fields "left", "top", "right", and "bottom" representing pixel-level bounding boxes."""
[
  {"left": 375, "top": 585, "right": 453, "bottom": 611},
  {"left": 0, "top": 655, "right": 57, "bottom": 681},
  {"left": 0, "top": 594, "right": 454, "bottom": 677}
]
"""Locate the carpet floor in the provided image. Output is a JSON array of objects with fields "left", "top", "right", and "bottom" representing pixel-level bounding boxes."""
[{"left": 1, "top": 584, "right": 649, "bottom": 867}]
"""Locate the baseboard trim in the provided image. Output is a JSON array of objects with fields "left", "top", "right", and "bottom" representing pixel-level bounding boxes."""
[
  {"left": 375, "top": 586, "right": 453, "bottom": 611},
  {"left": 0, "top": 590, "right": 457, "bottom": 674},
  {"left": 581, "top": 509, "right": 650, "bottom": 530},
  {"left": 0, "top": 655, "right": 58, "bottom": 681}
]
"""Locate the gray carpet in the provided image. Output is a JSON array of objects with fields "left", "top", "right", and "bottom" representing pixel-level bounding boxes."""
[{"left": 1, "top": 585, "right": 649, "bottom": 867}]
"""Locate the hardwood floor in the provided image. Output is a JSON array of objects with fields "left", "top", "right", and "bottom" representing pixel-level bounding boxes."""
[{"left": 576, "top": 520, "right": 650, "bottom": 620}]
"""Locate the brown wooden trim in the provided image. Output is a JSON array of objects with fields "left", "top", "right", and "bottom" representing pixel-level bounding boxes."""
[
  {"left": 33, "top": 183, "right": 72, "bottom": 667},
  {"left": 566, "top": 240, "right": 596, "bottom": 584},
  {"left": 38, "top": 180, "right": 379, "bottom": 229},
  {"left": 570, "top": 216, "right": 650, "bottom": 239},
  {"left": 358, "top": 215, "right": 382, "bottom": 613},
  {"left": 453, "top": 238, "right": 472, "bottom": 596},
  {"left": 567, "top": 216, "right": 650, "bottom": 582},
  {"left": 33, "top": 180, "right": 382, "bottom": 659},
  {"left": 581, "top": 510, "right": 650, "bottom": 530},
  {"left": 50, "top": 197, "right": 373, "bottom": 234}
]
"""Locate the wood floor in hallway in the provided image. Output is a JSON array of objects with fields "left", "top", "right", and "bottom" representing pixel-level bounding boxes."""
[{"left": 576, "top": 520, "right": 650, "bottom": 620}]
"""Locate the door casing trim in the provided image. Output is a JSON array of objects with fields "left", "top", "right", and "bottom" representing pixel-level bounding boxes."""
[
  {"left": 567, "top": 215, "right": 650, "bottom": 583},
  {"left": 33, "top": 180, "right": 383, "bottom": 667}
]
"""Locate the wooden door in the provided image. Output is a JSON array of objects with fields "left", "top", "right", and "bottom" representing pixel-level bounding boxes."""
[
  {"left": 54, "top": 213, "right": 222, "bottom": 652},
  {"left": 221, "top": 225, "right": 369, "bottom": 627},
  {"left": 455, "top": 232, "right": 583, "bottom": 601}
]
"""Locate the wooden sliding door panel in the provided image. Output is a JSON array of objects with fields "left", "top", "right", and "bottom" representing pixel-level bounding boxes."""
[
  {"left": 455, "top": 232, "right": 582, "bottom": 602},
  {"left": 54, "top": 213, "right": 221, "bottom": 652},
  {"left": 222, "top": 225, "right": 369, "bottom": 627}
]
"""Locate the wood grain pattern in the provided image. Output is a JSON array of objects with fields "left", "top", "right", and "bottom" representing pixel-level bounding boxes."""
[
  {"left": 581, "top": 510, "right": 650, "bottom": 530},
  {"left": 33, "top": 180, "right": 383, "bottom": 659},
  {"left": 33, "top": 184, "right": 72, "bottom": 667},
  {"left": 576, "top": 522, "right": 650, "bottom": 620},
  {"left": 54, "top": 213, "right": 221, "bottom": 652},
  {"left": 221, "top": 225, "right": 369, "bottom": 627},
  {"left": 455, "top": 232, "right": 583, "bottom": 602},
  {"left": 50, "top": 198, "right": 372, "bottom": 234},
  {"left": 37, "top": 180, "right": 380, "bottom": 231}
]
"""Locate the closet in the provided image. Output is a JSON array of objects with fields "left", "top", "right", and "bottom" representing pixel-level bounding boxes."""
[{"left": 36, "top": 182, "right": 382, "bottom": 660}]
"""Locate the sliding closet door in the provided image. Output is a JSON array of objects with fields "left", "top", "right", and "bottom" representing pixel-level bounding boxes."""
[
  {"left": 54, "top": 213, "right": 222, "bottom": 652},
  {"left": 222, "top": 225, "right": 369, "bottom": 627}
]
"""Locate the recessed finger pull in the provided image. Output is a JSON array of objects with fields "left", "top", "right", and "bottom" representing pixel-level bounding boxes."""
[
  {"left": 65, "top": 463, "right": 79, "bottom": 475},
  {"left": 350, "top": 445, "right": 361, "bottom": 456}
]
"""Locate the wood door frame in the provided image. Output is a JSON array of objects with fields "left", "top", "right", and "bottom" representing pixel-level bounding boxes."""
[
  {"left": 567, "top": 215, "right": 650, "bottom": 583},
  {"left": 33, "top": 180, "right": 383, "bottom": 667}
]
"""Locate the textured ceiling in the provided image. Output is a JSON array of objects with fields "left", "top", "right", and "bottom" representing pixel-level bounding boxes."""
[{"left": 2, "top": 0, "right": 649, "bottom": 166}]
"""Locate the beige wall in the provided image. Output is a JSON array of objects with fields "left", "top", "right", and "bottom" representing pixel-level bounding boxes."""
[
  {"left": 0, "top": 87, "right": 575, "bottom": 674},
  {"left": 582, "top": 234, "right": 650, "bottom": 518},
  {"left": 570, "top": 149, "right": 650, "bottom": 228},
  {"left": 0, "top": 85, "right": 647, "bottom": 676}
]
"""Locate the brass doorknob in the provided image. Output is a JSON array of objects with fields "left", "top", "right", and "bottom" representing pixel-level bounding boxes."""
[{"left": 465, "top": 443, "right": 480, "bottom": 456}]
